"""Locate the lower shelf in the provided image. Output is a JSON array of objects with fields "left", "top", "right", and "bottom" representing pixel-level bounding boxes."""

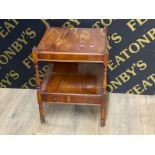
[{"left": 40, "top": 62, "right": 104, "bottom": 105}]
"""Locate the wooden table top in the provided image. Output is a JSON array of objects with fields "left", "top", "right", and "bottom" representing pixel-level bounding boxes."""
[{"left": 37, "top": 27, "right": 107, "bottom": 54}]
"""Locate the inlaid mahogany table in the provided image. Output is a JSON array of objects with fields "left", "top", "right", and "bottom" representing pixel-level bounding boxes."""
[{"left": 32, "top": 27, "right": 109, "bottom": 127}]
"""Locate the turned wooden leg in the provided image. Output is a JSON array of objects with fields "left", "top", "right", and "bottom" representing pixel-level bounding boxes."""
[
  {"left": 38, "top": 104, "right": 45, "bottom": 123},
  {"left": 33, "top": 48, "right": 46, "bottom": 124},
  {"left": 100, "top": 103, "right": 105, "bottom": 127},
  {"left": 37, "top": 91, "right": 45, "bottom": 123},
  {"left": 100, "top": 95, "right": 106, "bottom": 127}
]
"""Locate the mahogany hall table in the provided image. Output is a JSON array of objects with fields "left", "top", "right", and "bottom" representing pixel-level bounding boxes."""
[{"left": 32, "top": 27, "right": 109, "bottom": 127}]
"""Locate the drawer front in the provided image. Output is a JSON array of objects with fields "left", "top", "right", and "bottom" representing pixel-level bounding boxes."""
[
  {"left": 41, "top": 93, "right": 103, "bottom": 105},
  {"left": 37, "top": 53, "right": 104, "bottom": 63}
]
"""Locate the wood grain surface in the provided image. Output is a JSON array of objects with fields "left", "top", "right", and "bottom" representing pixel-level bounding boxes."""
[
  {"left": 38, "top": 27, "right": 106, "bottom": 53},
  {"left": 34, "top": 27, "right": 108, "bottom": 63},
  {"left": 41, "top": 62, "right": 103, "bottom": 94}
]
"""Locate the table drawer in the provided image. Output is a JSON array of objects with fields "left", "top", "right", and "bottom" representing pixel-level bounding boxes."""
[
  {"left": 37, "top": 52, "right": 104, "bottom": 63},
  {"left": 41, "top": 93, "right": 103, "bottom": 105}
]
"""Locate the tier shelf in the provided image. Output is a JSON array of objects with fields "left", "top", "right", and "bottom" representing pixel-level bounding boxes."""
[
  {"left": 34, "top": 27, "right": 107, "bottom": 63},
  {"left": 41, "top": 62, "right": 103, "bottom": 95},
  {"left": 40, "top": 62, "right": 104, "bottom": 105}
]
